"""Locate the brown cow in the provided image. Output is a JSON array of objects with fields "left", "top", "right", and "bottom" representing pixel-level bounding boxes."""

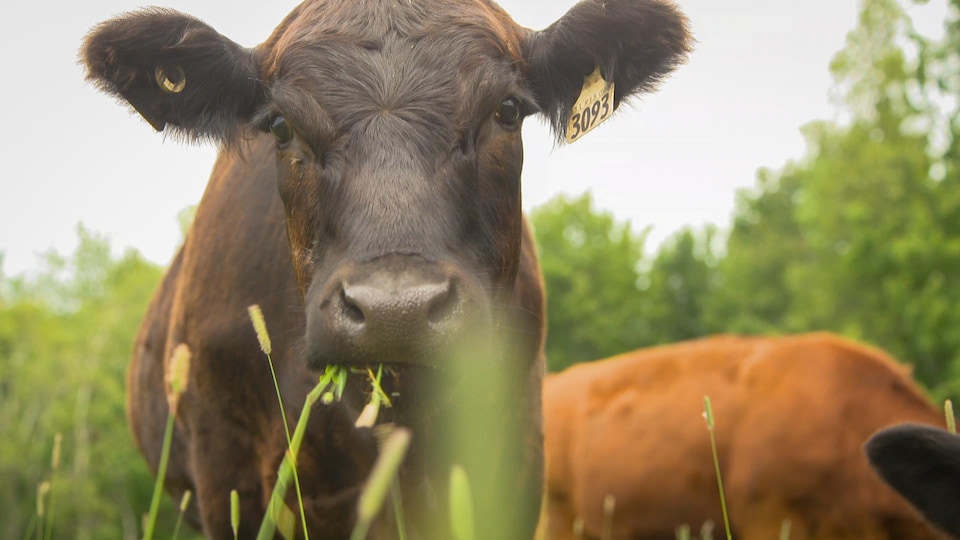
[
  {"left": 867, "top": 423, "right": 960, "bottom": 539},
  {"left": 541, "top": 333, "right": 948, "bottom": 540},
  {"left": 81, "top": 0, "right": 691, "bottom": 537}
]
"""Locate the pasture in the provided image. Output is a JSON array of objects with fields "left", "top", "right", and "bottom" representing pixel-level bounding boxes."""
[{"left": 3, "top": 0, "right": 960, "bottom": 538}]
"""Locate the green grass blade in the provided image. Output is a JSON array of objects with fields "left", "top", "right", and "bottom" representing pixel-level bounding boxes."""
[
  {"left": 231, "top": 489, "right": 241, "bottom": 540},
  {"left": 449, "top": 465, "right": 475, "bottom": 540},
  {"left": 42, "top": 433, "right": 61, "bottom": 540},
  {"left": 144, "top": 413, "right": 176, "bottom": 540},
  {"left": 350, "top": 428, "right": 412, "bottom": 540},
  {"left": 946, "top": 399, "right": 956, "bottom": 434},
  {"left": 172, "top": 491, "right": 191, "bottom": 540},
  {"left": 600, "top": 494, "right": 615, "bottom": 540},
  {"left": 36, "top": 481, "right": 49, "bottom": 540},
  {"left": 703, "top": 396, "right": 732, "bottom": 540},
  {"left": 257, "top": 378, "right": 330, "bottom": 540},
  {"left": 779, "top": 519, "right": 792, "bottom": 540},
  {"left": 249, "top": 304, "right": 309, "bottom": 539},
  {"left": 390, "top": 482, "right": 407, "bottom": 540}
]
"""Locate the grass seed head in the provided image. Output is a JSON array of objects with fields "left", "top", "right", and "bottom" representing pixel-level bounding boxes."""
[
  {"left": 247, "top": 304, "right": 272, "bottom": 355},
  {"left": 703, "top": 395, "right": 715, "bottom": 430},
  {"left": 180, "top": 490, "right": 192, "bottom": 512},
  {"left": 51, "top": 432, "right": 62, "bottom": 471},
  {"left": 230, "top": 489, "right": 240, "bottom": 538},
  {"left": 166, "top": 344, "right": 192, "bottom": 413},
  {"left": 37, "top": 481, "right": 51, "bottom": 517},
  {"left": 946, "top": 399, "right": 956, "bottom": 434}
]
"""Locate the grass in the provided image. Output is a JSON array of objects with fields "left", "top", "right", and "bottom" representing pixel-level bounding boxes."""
[
  {"left": 249, "top": 305, "right": 309, "bottom": 539},
  {"left": 172, "top": 491, "right": 191, "bottom": 540},
  {"left": 230, "top": 489, "right": 240, "bottom": 539},
  {"left": 946, "top": 399, "right": 956, "bottom": 434},
  {"left": 449, "top": 465, "right": 475, "bottom": 540},
  {"left": 703, "top": 395, "right": 732, "bottom": 540},
  {"left": 26, "top": 433, "right": 63, "bottom": 540},
  {"left": 72, "top": 305, "right": 789, "bottom": 540},
  {"left": 143, "top": 343, "right": 191, "bottom": 540},
  {"left": 42, "top": 433, "right": 61, "bottom": 540},
  {"left": 256, "top": 372, "right": 328, "bottom": 540},
  {"left": 134, "top": 304, "right": 415, "bottom": 540},
  {"left": 350, "top": 428, "right": 413, "bottom": 540}
]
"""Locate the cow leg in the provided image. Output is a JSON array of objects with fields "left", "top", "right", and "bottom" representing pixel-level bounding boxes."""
[{"left": 189, "top": 423, "right": 265, "bottom": 539}]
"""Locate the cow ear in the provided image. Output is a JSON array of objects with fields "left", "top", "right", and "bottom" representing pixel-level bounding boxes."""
[
  {"left": 865, "top": 423, "right": 960, "bottom": 538},
  {"left": 523, "top": 0, "right": 692, "bottom": 141},
  {"left": 82, "top": 8, "right": 264, "bottom": 142}
]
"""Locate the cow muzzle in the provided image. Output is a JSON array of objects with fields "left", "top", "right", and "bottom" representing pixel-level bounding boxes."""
[{"left": 305, "top": 256, "right": 487, "bottom": 370}]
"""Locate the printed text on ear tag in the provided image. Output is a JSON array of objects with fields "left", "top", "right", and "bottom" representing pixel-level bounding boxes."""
[{"left": 566, "top": 66, "right": 615, "bottom": 143}]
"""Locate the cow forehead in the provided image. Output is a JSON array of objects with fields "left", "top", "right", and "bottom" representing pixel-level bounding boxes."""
[
  {"left": 263, "top": 0, "right": 524, "bottom": 87},
  {"left": 263, "top": 0, "right": 525, "bottom": 60},
  {"left": 258, "top": 0, "right": 528, "bottom": 154}
]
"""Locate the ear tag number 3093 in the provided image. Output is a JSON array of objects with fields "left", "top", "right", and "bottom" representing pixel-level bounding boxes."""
[{"left": 566, "top": 66, "right": 615, "bottom": 143}]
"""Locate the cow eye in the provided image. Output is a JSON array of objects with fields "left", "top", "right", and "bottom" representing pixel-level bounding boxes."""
[
  {"left": 270, "top": 115, "right": 294, "bottom": 145},
  {"left": 495, "top": 97, "right": 522, "bottom": 130}
]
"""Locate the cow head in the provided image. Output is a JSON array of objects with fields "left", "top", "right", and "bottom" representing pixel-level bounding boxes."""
[{"left": 82, "top": 0, "right": 690, "bottom": 371}]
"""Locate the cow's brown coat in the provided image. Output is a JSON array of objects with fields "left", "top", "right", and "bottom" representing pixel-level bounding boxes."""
[{"left": 541, "top": 333, "right": 947, "bottom": 540}]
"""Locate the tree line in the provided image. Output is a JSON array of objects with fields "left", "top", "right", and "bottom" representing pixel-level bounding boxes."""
[{"left": 534, "top": 0, "right": 960, "bottom": 406}]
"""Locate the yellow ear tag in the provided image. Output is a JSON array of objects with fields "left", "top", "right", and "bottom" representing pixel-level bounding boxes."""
[{"left": 566, "top": 66, "right": 615, "bottom": 143}]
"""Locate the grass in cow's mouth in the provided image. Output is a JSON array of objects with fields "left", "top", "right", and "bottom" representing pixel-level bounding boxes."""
[
  {"left": 319, "top": 364, "right": 348, "bottom": 404},
  {"left": 249, "top": 304, "right": 414, "bottom": 538}
]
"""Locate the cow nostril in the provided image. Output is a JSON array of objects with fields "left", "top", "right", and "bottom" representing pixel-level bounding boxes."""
[
  {"left": 340, "top": 287, "right": 366, "bottom": 324},
  {"left": 427, "top": 283, "right": 460, "bottom": 325}
]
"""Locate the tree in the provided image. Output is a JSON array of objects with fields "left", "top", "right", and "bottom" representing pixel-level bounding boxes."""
[
  {"left": 643, "top": 226, "right": 721, "bottom": 343},
  {"left": 531, "top": 192, "right": 649, "bottom": 371},
  {"left": 0, "top": 228, "right": 196, "bottom": 539},
  {"left": 711, "top": 0, "right": 960, "bottom": 399}
]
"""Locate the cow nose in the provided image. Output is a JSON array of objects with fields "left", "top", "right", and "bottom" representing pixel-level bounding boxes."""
[
  {"left": 338, "top": 279, "right": 462, "bottom": 334},
  {"left": 308, "top": 268, "right": 473, "bottom": 368}
]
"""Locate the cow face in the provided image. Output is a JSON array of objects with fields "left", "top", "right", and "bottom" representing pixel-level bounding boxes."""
[{"left": 82, "top": 0, "right": 690, "bottom": 370}]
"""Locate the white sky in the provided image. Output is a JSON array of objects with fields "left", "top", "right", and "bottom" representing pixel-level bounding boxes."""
[{"left": 0, "top": 0, "right": 949, "bottom": 275}]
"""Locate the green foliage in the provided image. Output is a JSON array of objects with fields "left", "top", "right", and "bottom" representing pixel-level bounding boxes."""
[
  {"left": 704, "top": 167, "right": 805, "bottom": 334},
  {"left": 0, "top": 226, "right": 196, "bottom": 539},
  {"left": 643, "top": 226, "right": 720, "bottom": 343},
  {"left": 531, "top": 193, "right": 720, "bottom": 371},
  {"left": 709, "top": 0, "right": 960, "bottom": 399},
  {"left": 531, "top": 192, "right": 648, "bottom": 370},
  {"left": 533, "top": 0, "right": 960, "bottom": 403}
]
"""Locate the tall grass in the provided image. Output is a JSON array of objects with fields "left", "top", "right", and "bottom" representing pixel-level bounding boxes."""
[
  {"left": 946, "top": 399, "right": 956, "bottom": 434},
  {"left": 256, "top": 377, "right": 327, "bottom": 540},
  {"left": 703, "top": 396, "right": 732, "bottom": 540},
  {"left": 449, "top": 465, "right": 475, "bottom": 540},
  {"left": 350, "top": 428, "right": 413, "bottom": 540},
  {"left": 143, "top": 343, "right": 191, "bottom": 540},
  {"left": 172, "top": 491, "right": 191, "bottom": 540},
  {"left": 248, "top": 305, "right": 309, "bottom": 539},
  {"left": 116, "top": 307, "right": 508, "bottom": 539},
  {"left": 42, "top": 433, "right": 61, "bottom": 540}
]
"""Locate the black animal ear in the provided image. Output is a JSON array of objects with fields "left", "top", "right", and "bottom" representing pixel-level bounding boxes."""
[
  {"left": 82, "top": 8, "right": 264, "bottom": 142},
  {"left": 865, "top": 423, "right": 960, "bottom": 538},
  {"left": 523, "top": 0, "right": 692, "bottom": 141}
]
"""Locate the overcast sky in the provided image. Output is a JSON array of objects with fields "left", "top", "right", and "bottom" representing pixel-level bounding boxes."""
[{"left": 0, "top": 0, "right": 948, "bottom": 275}]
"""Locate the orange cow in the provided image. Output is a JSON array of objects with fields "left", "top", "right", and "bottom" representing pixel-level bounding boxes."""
[{"left": 541, "top": 333, "right": 948, "bottom": 540}]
